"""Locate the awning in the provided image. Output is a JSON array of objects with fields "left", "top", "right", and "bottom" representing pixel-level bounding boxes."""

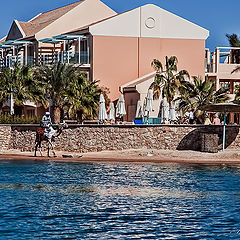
[
  {"left": 54, "top": 34, "right": 86, "bottom": 40},
  {"left": 0, "top": 40, "right": 32, "bottom": 48},
  {"left": 23, "top": 101, "right": 37, "bottom": 108},
  {"left": 39, "top": 38, "right": 63, "bottom": 44}
]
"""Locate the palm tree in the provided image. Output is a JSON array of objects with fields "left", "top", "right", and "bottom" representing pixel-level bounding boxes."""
[
  {"left": 150, "top": 56, "right": 190, "bottom": 105},
  {"left": 226, "top": 34, "right": 240, "bottom": 47},
  {"left": 66, "top": 72, "right": 105, "bottom": 122},
  {"left": 234, "top": 85, "right": 240, "bottom": 104},
  {"left": 177, "top": 76, "right": 229, "bottom": 123},
  {"left": 226, "top": 33, "right": 240, "bottom": 63},
  {"left": 0, "top": 64, "right": 36, "bottom": 114},
  {"left": 33, "top": 62, "right": 76, "bottom": 123}
]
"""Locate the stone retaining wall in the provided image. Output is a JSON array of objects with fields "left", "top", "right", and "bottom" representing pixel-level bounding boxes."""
[
  {"left": 0, "top": 126, "right": 11, "bottom": 151},
  {"left": 1, "top": 124, "right": 239, "bottom": 153}
]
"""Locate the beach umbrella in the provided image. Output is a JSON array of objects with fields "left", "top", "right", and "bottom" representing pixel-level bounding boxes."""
[
  {"left": 161, "top": 97, "right": 169, "bottom": 122},
  {"left": 169, "top": 101, "right": 177, "bottom": 122},
  {"left": 135, "top": 100, "right": 143, "bottom": 118},
  {"left": 98, "top": 93, "right": 107, "bottom": 122},
  {"left": 201, "top": 102, "right": 240, "bottom": 151},
  {"left": 109, "top": 102, "right": 115, "bottom": 121},
  {"left": 116, "top": 94, "right": 126, "bottom": 118},
  {"left": 143, "top": 89, "right": 154, "bottom": 117}
]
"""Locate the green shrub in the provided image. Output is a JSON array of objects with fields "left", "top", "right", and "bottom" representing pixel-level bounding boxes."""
[{"left": 0, "top": 114, "right": 41, "bottom": 124}]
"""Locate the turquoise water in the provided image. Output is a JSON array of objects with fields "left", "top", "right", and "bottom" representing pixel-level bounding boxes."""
[{"left": 0, "top": 161, "right": 240, "bottom": 239}]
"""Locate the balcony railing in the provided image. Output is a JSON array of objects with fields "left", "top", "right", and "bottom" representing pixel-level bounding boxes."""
[
  {"left": 205, "top": 47, "right": 240, "bottom": 74},
  {"left": 0, "top": 56, "right": 35, "bottom": 68},
  {"left": 38, "top": 51, "right": 89, "bottom": 65},
  {"left": 0, "top": 51, "right": 89, "bottom": 68}
]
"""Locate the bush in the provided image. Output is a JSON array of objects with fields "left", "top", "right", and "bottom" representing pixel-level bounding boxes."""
[{"left": 0, "top": 114, "right": 41, "bottom": 124}]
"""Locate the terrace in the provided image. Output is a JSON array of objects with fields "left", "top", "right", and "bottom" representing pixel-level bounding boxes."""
[
  {"left": 205, "top": 47, "right": 240, "bottom": 94},
  {"left": 0, "top": 40, "right": 34, "bottom": 68},
  {"left": 0, "top": 34, "right": 90, "bottom": 68}
]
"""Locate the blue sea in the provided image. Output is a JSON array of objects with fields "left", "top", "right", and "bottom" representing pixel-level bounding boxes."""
[{"left": 0, "top": 161, "right": 240, "bottom": 239}]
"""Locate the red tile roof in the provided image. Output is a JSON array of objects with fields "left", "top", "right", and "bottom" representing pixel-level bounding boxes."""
[{"left": 18, "top": 1, "right": 83, "bottom": 37}]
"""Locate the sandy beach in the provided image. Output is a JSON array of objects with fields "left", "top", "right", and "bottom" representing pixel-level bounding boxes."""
[{"left": 1, "top": 148, "right": 240, "bottom": 165}]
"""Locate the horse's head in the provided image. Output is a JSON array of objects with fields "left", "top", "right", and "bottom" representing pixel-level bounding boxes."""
[
  {"left": 53, "top": 122, "right": 68, "bottom": 137},
  {"left": 60, "top": 121, "right": 68, "bottom": 129}
]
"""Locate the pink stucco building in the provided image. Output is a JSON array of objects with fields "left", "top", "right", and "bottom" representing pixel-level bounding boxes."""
[{"left": 0, "top": 0, "right": 209, "bottom": 120}]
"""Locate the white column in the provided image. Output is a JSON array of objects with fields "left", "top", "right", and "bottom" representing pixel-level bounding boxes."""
[
  {"left": 78, "top": 37, "right": 81, "bottom": 64},
  {"left": 10, "top": 92, "right": 14, "bottom": 115},
  {"left": 35, "top": 105, "right": 38, "bottom": 117},
  {"left": 25, "top": 44, "right": 28, "bottom": 65},
  {"left": 215, "top": 48, "right": 220, "bottom": 73},
  {"left": 87, "top": 38, "right": 90, "bottom": 64}
]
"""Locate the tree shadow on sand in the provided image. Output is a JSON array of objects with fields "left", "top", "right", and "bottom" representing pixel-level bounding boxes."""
[{"left": 177, "top": 126, "right": 239, "bottom": 151}]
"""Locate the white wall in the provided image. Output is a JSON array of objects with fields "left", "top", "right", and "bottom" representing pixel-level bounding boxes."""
[{"left": 90, "top": 4, "right": 209, "bottom": 40}]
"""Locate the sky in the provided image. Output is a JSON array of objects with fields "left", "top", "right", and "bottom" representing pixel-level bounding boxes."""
[{"left": 0, "top": 0, "right": 239, "bottom": 50}]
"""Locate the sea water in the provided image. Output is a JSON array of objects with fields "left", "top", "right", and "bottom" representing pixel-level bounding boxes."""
[{"left": 0, "top": 161, "right": 240, "bottom": 239}]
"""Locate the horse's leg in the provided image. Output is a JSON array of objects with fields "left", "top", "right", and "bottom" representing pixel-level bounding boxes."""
[
  {"left": 47, "top": 139, "right": 50, "bottom": 157},
  {"left": 34, "top": 141, "right": 38, "bottom": 157},
  {"left": 39, "top": 140, "right": 43, "bottom": 157},
  {"left": 49, "top": 138, "right": 56, "bottom": 157}
]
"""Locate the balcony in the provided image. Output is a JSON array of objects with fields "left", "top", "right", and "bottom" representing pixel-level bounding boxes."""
[
  {"left": 38, "top": 51, "right": 89, "bottom": 66},
  {"left": 0, "top": 34, "right": 90, "bottom": 68},
  {"left": 0, "top": 56, "right": 35, "bottom": 68},
  {"left": 205, "top": 47, "right": 240, "bottom": 76},
  {"left": 38, "top": 34, "right": 90, "bottom": 67}
]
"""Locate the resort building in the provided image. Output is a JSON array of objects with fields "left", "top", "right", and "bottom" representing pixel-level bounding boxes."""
[
  {"left": 206, "top": 47, "right": 240, "bottom": 96},
  {"left": 205, "top": 47, "right": 240, "bottom": 123},
  {"left": 0, "top": 0, "right": 116, "bottom": 67},
  {"left": 0, "top": 0, "right": 210, "bottom": 120}
]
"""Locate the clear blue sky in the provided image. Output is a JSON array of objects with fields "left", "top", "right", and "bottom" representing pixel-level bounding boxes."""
[{"left": 0, "top": 0, "right": 239, "bottom": 50}]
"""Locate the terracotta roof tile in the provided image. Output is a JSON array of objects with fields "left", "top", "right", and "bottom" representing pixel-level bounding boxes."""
[
  {"left": 18, "top": 1, "right": 83, "bottom": 37},
  {"left": 0, "top": 36, "right": 6, "bottom": 43}
]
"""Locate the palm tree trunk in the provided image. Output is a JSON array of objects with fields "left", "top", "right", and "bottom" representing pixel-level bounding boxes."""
[
  {"left": 53, "top": 107, "right": 61, "bottom": 124},
  {"left": 77, "top": 109, "right": 84, "bottom": 123}
]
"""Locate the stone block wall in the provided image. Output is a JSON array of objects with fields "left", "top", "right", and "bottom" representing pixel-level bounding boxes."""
[
  {"left": 5, "top": 124, "right": 240, "bottom": 153},
  {"left": 0, "top": 126, "right": 11, "bottom": 151},
  {"left": 52, "top": 126, "right": 196, "bottom": 153}
]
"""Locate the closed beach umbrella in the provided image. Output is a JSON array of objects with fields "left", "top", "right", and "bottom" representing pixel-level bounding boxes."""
[
  {"left": 161, "top": 97, "right": 169, "bottom": 121},
  {"left": 169, "top": 101, "right": 177, "bottom": 122},
  {"left": 116, "top": 94, "right": 126, "bottom": 118},
  {"left": 144, "top": 89, "right": 154, "bottom": 117},
  {"left": 98, "top": 93, "right": 107, "bottom": 122},
  {"left": 135, "top": 100, "right": 143, "bottom": 118},
  {"left": 109, "top": 102, "right": 115, "bottom": 121}
]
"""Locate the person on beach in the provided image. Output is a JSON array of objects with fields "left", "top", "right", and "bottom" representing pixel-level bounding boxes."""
[
  {"left": 204, "top": 117, "right": 212, "bottom": 125},
  {"left": 189, "top": 109, "right": 195, "bottom": 124},
  {"left": 212, "top": 114, "right": 221, "bottom": 125},
  {"left": 41, "top": 112, "right": 55, "bottom": 139}
]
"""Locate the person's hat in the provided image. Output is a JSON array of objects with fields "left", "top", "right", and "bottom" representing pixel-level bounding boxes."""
[{"left": 45, "top": 112, "right": 50, "bottom": 116}]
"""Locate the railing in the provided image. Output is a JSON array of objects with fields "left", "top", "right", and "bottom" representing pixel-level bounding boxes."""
[
  {"left": 38, "top": 51, "right": 89, "bottom": 65},
  {"left": 0, "top": 56, "right": 35, "bottom": 68},
  {"left": 0, "top": 51, "right": 89, "bottom": 68},
  {"left": 205, "top": 47, "right": 240, "bottom": 74}
]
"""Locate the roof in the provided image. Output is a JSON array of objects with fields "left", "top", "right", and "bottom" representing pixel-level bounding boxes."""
[
  {"left": 18, "top": 1, "right": 83, "bottom": 37},
  {"left": 120, "top": 72, "right": 156, "bottom": 92},
  {"left": 65, "top": 9, "right": 131, "bottom": 34},
  {"left": 90, "top": 4, "right": 209, "bottom": 39},
  {"left": 0, "top": 36, "right": 6, "bottom": 43},
  {"left": 67, "top": 4, "right": 209, "bottom": 40}
]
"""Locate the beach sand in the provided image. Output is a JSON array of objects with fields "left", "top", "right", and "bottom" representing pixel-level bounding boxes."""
[{"left": 1, "top": 148, "right": 240, "bottom": 164}]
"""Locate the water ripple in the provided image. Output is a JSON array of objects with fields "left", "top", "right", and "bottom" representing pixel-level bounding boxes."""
[{"left": 0, "top": 162, "right": 240, "bottom": 239}]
